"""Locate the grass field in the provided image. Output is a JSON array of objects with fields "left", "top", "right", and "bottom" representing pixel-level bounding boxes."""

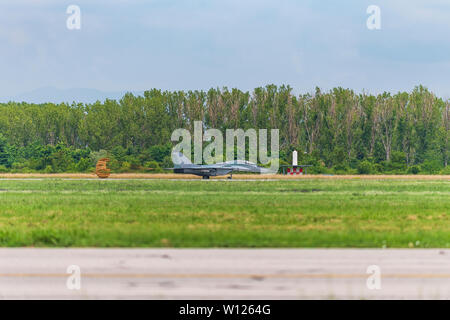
[{"left": 0, "top": 178, "right": 448, "bottom": 247}]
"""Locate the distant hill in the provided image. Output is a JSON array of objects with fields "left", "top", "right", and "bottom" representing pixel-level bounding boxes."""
[{"left": 0, "top": 87, "right": 144, "bottom": 104}]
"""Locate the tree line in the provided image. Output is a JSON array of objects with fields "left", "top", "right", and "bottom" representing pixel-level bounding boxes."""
[{"left": 0, "top": 85, "right": 448, "bottom": 174}]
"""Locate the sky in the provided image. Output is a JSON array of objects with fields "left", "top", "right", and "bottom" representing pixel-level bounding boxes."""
[{"left": 0, "top": 0, "right": 450, "bottom": 101}]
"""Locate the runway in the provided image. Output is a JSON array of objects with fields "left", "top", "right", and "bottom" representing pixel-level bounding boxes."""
[{"left": 0, "top": 249, "right": 449, "bottom": 299}]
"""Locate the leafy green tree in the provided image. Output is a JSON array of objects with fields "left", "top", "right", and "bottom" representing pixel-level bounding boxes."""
[
  {"left": 0, "top": 85, "right": 447, "bottom": 174},
  {"left": 0, "top": 134, "right": 9, "bottom": 166}
]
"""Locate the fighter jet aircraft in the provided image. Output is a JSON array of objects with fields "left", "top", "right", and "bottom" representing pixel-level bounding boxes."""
[{"left": 168, "top": 152, "right": 270, "bottom": 179}]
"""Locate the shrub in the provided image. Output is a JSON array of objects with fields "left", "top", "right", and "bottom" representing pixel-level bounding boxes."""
[
  {"left": 111, "top": 146, "right": 127, "bottom": 162},
  {"left": 383, "top": 151, "right": 407, "bottom": 173},
  {"left": 333, "top": 163, "right": 350, "bottom": 174},
  {"left": 108, "top": 159, "right": 121, "bottom": 172},
  {"left": 144, "top": 161, "right": 163, "bottom": 173},
  {"left": 76, "top": 158, "right": 91, "bottom": 172},
  {"left": 407, "top": 165, "right": 420, "bottom": 175},
  {"left": 50, "top": 146, "right": 74, "bottom": 172},
  {"left": 421, "top": 160, "right": 442, "bottom": 174},
  {"left": 357, "top": 160, "right": 373, "bottom": 174},
  {"left": 148, "top": 144, "right": 171, "bottom": 163},
  {"left": 309, "top": 163, "right": 330, "bottom": 174},
  {"left": 43, "top": 165, "right": 53, "bottom": 174},
  {"left": 373, "top": 163, "right": 384, "bottom": 173},
  {"left": 129, "top": 158, "right": 141, "bottom": 171},
  {"left": 161, "top": 156, "right": 173, "bottom": 169},
  {"left": 120, "top": 161, "right": 131, "bottom": 173},
  {"left": 11, "top": 162, "right": 26, "bottom": 170},
  {"left": 439, "top": 166, "right": 450, "bottom": 175}
]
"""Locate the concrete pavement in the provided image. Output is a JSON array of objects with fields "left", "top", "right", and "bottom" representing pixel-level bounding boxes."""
[{"left": 0, "top": 249, "right": 449, "bottom": 299}]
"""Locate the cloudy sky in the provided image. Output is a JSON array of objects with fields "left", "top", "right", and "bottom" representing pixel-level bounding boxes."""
[{"left": 0, "top": 0, "right": 449, "bottom": 101}]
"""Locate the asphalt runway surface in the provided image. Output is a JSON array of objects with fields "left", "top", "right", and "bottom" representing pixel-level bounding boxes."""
[{"left": 0, "top": 249, "right": 449, "bottom": 299}]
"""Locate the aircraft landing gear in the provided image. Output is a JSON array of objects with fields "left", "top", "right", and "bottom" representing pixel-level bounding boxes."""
[
  {"left": 228, "top": 174, "right": 233, "bottom": 180},
  {"left": 202, "top": 176, "right": 210, "bottom": 180}
]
